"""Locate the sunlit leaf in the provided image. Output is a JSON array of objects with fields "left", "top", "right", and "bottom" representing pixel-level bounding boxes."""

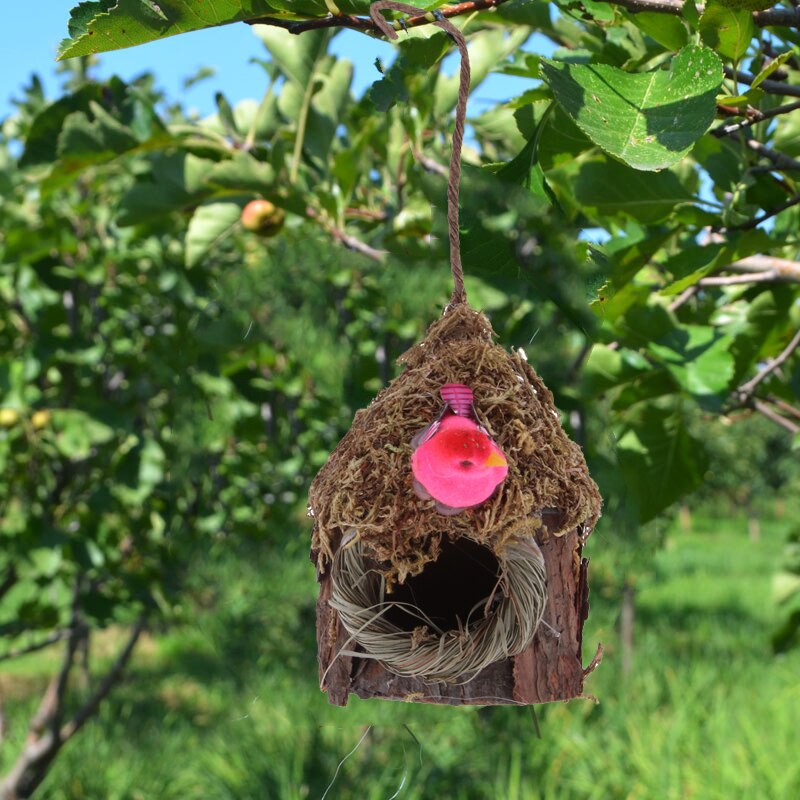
[{"left": 542, "top": 45, "right": 723, "bottom": 170}]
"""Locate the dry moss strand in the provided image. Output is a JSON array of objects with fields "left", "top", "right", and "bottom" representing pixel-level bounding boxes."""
[{"left": 309, "top": 304, "right": 601, "bottom": 584}]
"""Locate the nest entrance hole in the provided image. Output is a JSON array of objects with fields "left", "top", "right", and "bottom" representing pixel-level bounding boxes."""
[{"left": 383, "top": 538, "right": 500, "bottom": 632}]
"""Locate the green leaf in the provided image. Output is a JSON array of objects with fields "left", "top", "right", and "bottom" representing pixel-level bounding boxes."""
[
  {"left": 617, "top": 403, "right": 709, "bottom": 523},
  {"left": 630, "top": 12, "right": 690, "bottom": 51},
  {"left": 118, "top": 152, "right": 216, "bottom": 225},
  {"left": 648, "top": 325, "right": 735, "bottom": 399},
  {"left": 50, "top": 409, "right": 115, "bottom": 460},
  {"left": 279, "top": 57, "right": 353, "bottom": 167},
  {"left": 57, "top": 105, "right": 139, "bottom": 164},
  {"left": 699, "top": 2, "right": 754, "bottom": 61},
  {"left": 658, "top": 243, "right": 725, "bottom": 295},
  {"left": 542, "top": 45, "right": 723, "bottom": 170},
  {"left": 206, "top": 152, "right": 276, "bottom": 194},
  {"left": 750, "top": 51, "right": 794, "bottom": 89},
  {"left": 727, "top": 287, "right": 795, "bottom": 383},
  {"left": 185, "top": 202, "right": 243, "bottom": 268},
  {"left": 683, "top": 0, "right": 700, "bottom": 28},
  {"left": 20, "top": 85, "right": 104, "bottom": 166},
  {"left": 367, "top": 33, "right": 450, "bottom": 113},
  {"left": 255, "top": 28, "right": 333, "bottom": 88},
  {"left": 575, "top": 159, "right": 693, "bottom": 223},
  {"left": 716, "top": 88, "right": 764, "bottom": 106},
  {"left": 435, "top": 28, "right": 531, "bottom": 115},
  {"left": 582, "top": 345, "right": 650, "bottom": 396},
  {"left": 59, "top": 1, "right": 350, "bottom": 59}
]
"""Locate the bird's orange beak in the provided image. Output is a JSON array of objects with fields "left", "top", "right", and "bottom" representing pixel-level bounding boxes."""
[{"left": 484, "top": 451, "right": 507, "bottom": 468}]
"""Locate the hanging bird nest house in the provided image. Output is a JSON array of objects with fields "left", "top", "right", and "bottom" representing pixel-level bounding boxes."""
[{"left": 309, "top": 305, "right": 602, "bottom": 706}]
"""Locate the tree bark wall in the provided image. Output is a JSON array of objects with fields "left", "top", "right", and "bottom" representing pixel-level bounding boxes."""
[{"left": 316, "top": 529, "right": 599, "bottom": 706}]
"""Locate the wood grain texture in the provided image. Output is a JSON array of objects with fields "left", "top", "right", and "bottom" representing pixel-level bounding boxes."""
[{"left": 315, "top": 528, "right": 598, "bottom": 706}]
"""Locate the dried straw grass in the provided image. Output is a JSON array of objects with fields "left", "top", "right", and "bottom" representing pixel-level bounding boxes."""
[
  {"left": 328, "top": 534, "right": 548, "bottom": 681},
  {"left": 310, "top": 304, "right": 601, "bottom": 584}
]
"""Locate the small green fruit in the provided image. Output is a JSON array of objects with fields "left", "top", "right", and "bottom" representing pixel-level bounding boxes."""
[{"left": 241, "top": 199, "right": 286, "bottom": 237}]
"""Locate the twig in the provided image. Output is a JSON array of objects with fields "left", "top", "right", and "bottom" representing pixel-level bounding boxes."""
[
  {"left": 582, "top": 642, "right": 604, "bottom": 677},
  {"left": 737, "top": 328, "right": 800, "bottom": 401},
  {"left": 741, "top": 137, "right": 800, "bottom": 172},
  {"left": 412, "top": 149, "right": 448, "bottom": 176},
  {"left": 715, "top": 193, "right": 800, "bottom": 231},
  {"left": 725, "top": 255, "right": 800, "bottom": 282},
  {"left": 724, "top": 66, "right": 800, "bottom": 99},
  {"left": 713, "top": 100, "right": 800, "bottom": 138},
  {"left": 565, "top": 341, "right": 592, "bottom": 384},
  {"left": 27, "top": 584, "right": 83, "bottom": 739},
  {"left": 0, "top": 618, "right": 146, "bottom": 799},
  {"left": 249, "top": 0, "right": 509, "bottom": 36},
  {"left": 60, "top": 618, "right": 145, "bottom": 741},
  {"left": 0, "top": 631, "right": 68, "bottom": 664},
  {"left": 600, "top": 0, "right": 800, "bottom": 27},
  {"left": 345, "top": 207, "right": 388, "bottom": 221},
  {"left": 668, "top": 285, "right": 699, "bottom": 312},
  {"left": 753, "top": 398, "right": 800, "bottom": 434},
  {"left": 767, "top": 395, "right": 800, "bottom": 422},
  {"left": 697, "top": 271, "right": 782, "bottom": 286},
  {"left": 601, "top": 0, "right": 800, "bottom": 28},
  {"left": 306, "top": 206, "right": 387, "bottom": 262},
  {"left": 330, "top": 227, "right": 388, "bottom": 261}
]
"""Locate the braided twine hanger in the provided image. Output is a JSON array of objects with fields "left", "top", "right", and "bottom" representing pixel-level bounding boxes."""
[{"left": 369, "top": 1, "right": 471, "bottom": 308}]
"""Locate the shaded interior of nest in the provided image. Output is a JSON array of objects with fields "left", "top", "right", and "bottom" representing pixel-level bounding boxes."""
[
  {"left": 329, "top": 534, "right": 548, "bottom": 682},
  {"left": 309, "top": 304, "right": 602, "bottom": 584}
]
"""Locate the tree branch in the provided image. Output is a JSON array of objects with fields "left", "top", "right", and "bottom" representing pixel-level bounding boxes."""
[
  {"left": 306, "top": 207, "right": 387, "bottom": 262},
  {"left": 249, "top": 0, "right": 510, "bottom": 36},
  {"left": 412, "top": 149, "right": 449, "bottom": 176},
  {"left": 737, "top": 328, "right": 800, "bottom": 402},
  {"left": 0, "top": 587, "right": 83, "bottom": 800},
  {"left": 725, "top": 255, "right": 800, "bottom": 282},
  {"left": 0, "top": 631, "right": 68, "bottom": 665},
  {"left": 753, "top": 398, "right": 800, "bottom": 434},
  {"left": 713, "top": 100, "right": 800, "bottom": 138},
  {"left": 602, "top": 0, "right": 800, "bottom": 29},
  {"left": 741, "top": 137, "right": 800, "bottom": 172},
  {"left": 0, "top": 619, "right": 145, "bottom": 800},
  {"left": 697, "top": 271, "right": 783, "bottom": 286},
  {"left": 668, "top": 285, "right": 699, "bottom": 312},
  {"left": 715, "top": 193, "right": 800, "bottom": 231},
  {"left": 767, "top": 394, "right": 800, "bottom": 422},
  {"left": 60, "top": 617, "right": 145, "bottom": 742},
  {"left": 724, "top": 66, "right": 800, "bottom": 98}
]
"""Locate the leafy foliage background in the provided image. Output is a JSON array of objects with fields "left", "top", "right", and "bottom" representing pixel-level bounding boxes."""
[{"left": 2, "top": 0, "right": 800, "bottom": 796}]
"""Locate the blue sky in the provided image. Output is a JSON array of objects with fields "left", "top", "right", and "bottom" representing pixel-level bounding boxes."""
[{"left": 0, "top": 5, "right": 535, "bottom": 121}]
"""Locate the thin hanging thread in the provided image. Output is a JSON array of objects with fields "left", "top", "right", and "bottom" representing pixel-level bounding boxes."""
[{"left": 369, "top": 2, "right": 470, "bottom": 307}]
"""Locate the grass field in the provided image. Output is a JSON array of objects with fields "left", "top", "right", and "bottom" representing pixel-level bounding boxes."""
[{"left": 2, "top": 511, "right": 799, "bottom": 799}]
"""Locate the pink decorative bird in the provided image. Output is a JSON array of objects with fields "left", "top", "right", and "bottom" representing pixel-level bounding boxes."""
[{"left": 411, "top": 384, "right": 508, "bottom": 515}]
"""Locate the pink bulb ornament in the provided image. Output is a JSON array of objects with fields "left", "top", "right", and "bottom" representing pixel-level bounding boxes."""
[{"left": 411, "top": 385, "right": 508, "bottom": 515}]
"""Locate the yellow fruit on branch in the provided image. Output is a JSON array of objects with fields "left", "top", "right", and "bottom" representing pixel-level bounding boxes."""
[
  {"left": 0, "top": 408, "right": 21, "bottom": 427},
  {"left": 241, "top": 199, "right": 286, "bottom": 237},
  {"left": 31, "top": 410, "right": 51, "bottom": 429}
]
